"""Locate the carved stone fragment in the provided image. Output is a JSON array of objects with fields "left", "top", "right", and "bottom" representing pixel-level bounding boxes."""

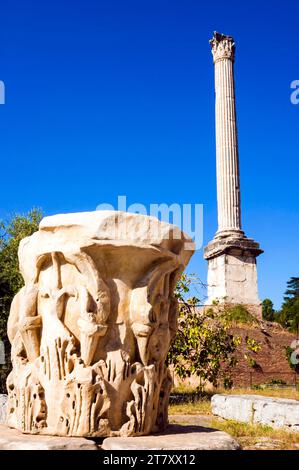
[{"left": 6, "top": 211, "right": 194, "bottom": 437}]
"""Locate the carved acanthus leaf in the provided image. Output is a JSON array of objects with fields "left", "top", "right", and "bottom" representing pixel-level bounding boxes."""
[{"left": 210, "top": 31, "right": 235, "bottom": 63}]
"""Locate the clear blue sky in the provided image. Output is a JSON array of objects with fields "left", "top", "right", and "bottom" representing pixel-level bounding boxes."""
[{"left": 0, "top": 0, "right": 298, "bottom": 308}]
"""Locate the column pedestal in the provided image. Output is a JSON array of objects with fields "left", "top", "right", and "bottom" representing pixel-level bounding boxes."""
[{"left": 204, "top": 236, "right": 263, "bottom": 314}]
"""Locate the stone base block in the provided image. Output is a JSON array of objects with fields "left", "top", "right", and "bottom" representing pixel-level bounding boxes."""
[
  {"left": 212, "top": 394, "right": 299, "bottom": 432},
  {"left": 102, "top": 424, "right": 241, "bottom": 450},
  {"left": 0, "top": 425, "right": 98, "bottom": 450},
  {"left": 206, "top": 252, "right": 261, "bottom": 307}
]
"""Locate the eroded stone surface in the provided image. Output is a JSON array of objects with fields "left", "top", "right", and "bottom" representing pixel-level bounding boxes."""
[
  {"left": 212, "top": 394, "right": 299, "bottom": 432},
  {"left": 205, "top": 251, "right": 261, "bottom": 306},
  {"left": 0, "top": 395, "right": 7, "bottom": 425},
  {"left": 6, "top": 211, "right": 194, "bottom": 437},
  {"left": 102, "top": 424, "right": 241, "bottom": 450},
  {"left": 0, "top": 425, "right": 98, "bottom": 450}
]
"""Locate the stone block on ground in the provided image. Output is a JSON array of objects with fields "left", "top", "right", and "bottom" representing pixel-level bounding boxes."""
[
  {"left": 211, "top": 394, "right": 299, "bottom": 432},
  {"left": 102, "top": 424, "right": 241, "bottom": 450},
  {"left": 0, "top": 425, "right": 99, "bottom": 450}
]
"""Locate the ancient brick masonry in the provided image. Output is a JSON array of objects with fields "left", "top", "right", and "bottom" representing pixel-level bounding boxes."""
[{"left": 225, "top": 323, "right": 298, "bottom": 388}]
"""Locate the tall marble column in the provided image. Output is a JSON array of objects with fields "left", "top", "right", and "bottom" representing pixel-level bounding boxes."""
[
  {"left": 204, "top": 32, "right": 263, "bottom": 313},
  {"left": 211, "top": 32, "right": 243, "bottom": 237}
]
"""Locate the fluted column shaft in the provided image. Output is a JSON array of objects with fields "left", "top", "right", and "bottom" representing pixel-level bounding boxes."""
[{"left": 210, "top": 33, "right": 242, "bottom": 237}]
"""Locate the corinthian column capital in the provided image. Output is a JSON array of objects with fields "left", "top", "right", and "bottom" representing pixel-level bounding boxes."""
[{"left": 210, "top": 31, "right": 235, "bottom": 63}]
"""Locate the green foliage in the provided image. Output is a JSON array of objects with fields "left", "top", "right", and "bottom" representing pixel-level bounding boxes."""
[
  {"left": 251, "top": 384, "right": 263, "bottom": 390},
  {"left": 0, "top": 208, "right": 42, "bottom": 392},
  {"left": 245, "top": 336, "right": 262, "bottom": 353},
  {"left": 223, "top": 376, "right": 234, "bottom": 390},
  {"left": 220, "top": 304, "right": 258, "bottom": 325},
  {"left": 0, "top": 208, "right": 42, "bottom": 301},
  {"left": 243, "top": 336, "right": 262, "bottom": 368},
  {"left": 284, "top": 277, "right": 299, "bottom": 299},
  {"left": 262, "top": 298, "right": 275, "bottom": 322},
  {"left": 277, "top": 278, "right": 299, "bottom": 332},
  {"left": 244, "top": 336, "right": 262, "bottom": 368},
  {"left": 244, "top": 355, "right": 258, "bottom": 368},
  {"left": 168, "top": 274, "right": 240, "bottom": 390},
  {"left": 268, "top": 378, "right": 287, "bottom": 386}
]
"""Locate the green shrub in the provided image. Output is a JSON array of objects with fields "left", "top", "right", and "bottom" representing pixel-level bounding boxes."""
[{"left": 222, "top": 305, "right": 258, "bottom": 325}]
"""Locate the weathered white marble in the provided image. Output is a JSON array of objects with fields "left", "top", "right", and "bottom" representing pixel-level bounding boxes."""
[
  {"left": 0, "top": 425, "right": 98, "bottom": 450},
  {"left": 0, "top": 395, "right": 7, "bottom": 425},
  {"left": 205, "top": 32, "right": 263, "bottom": 309},
  {"left": 212, "top": 394, "right": 299, "bottom": 432},
  {"left": 211, "top": 32, "right": 242, "bottom": 237},
  {"left": 6, "top": 211, "right": 194, "bottom": 438},
  {"left": 207, "top": 252, "right": 259, "bottom": 305}
]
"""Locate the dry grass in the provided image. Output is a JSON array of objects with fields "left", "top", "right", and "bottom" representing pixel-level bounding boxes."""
[
  {"left": 172, "top": 384, "right": 201, "bottom": 394},
  {"left": 216, "top": 387, "right": 299, "bottom": 401},
  {"left": 209, "top": 417, "right": 299, "bottom": 450},
  {"left": 169, "top": 400, "right": 211, "bottom": 415}
]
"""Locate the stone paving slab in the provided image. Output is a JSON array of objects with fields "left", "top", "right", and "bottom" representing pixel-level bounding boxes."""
[
  {"left": 0, "top": 425, "right": 99, "bottom": 450},
  {"left": 102, "top": 424, "right": 241, "bottom": 450},
  {"left": 0, "top": 420, "right": 241, "bottom": 450}
]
